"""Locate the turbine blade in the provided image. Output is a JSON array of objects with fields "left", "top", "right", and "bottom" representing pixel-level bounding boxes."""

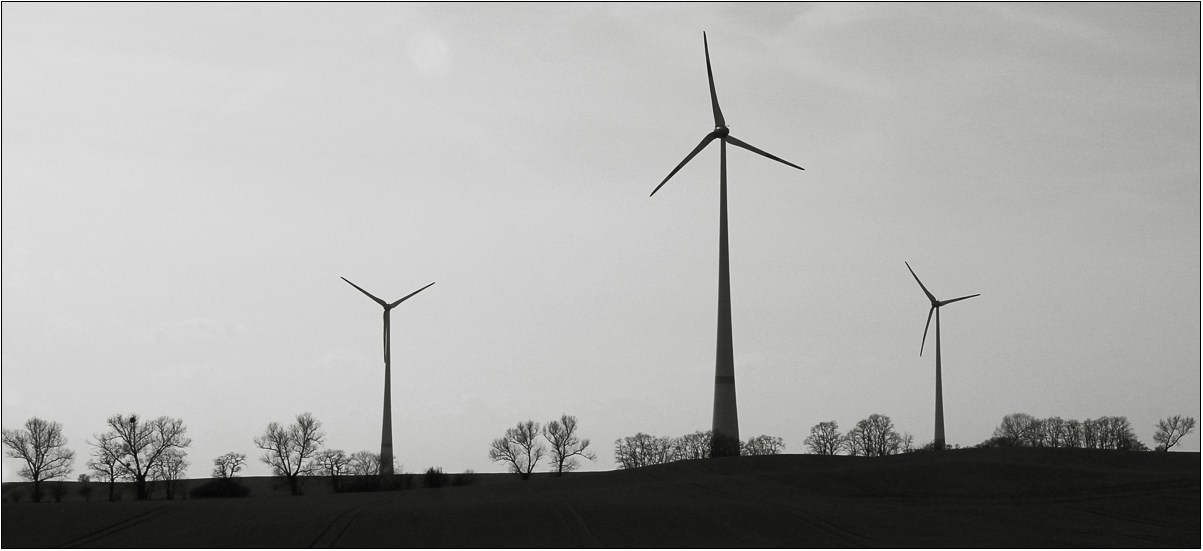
[
  {"left": 920, "top": 306, "right": 935, "bottom": 356},
  {"left": 388, "top": 281, "right": 436, "bottom": 308},
  {"left": 904, "top": 262, "right": 938, "bottom": 305},
  {"left": 726, "top": 135, "right": 805, "bottom": 171},
  {"left": 342, "top": 277, "right": 387, "bottom": 307},
  {"left": 650, "top": 132, "right": 717, "bottom": 196},
  {"left": 940, "top": 293, "right": 980, "bottom": 307},
  {"left": 703, "top": 32, "right": 725, "bottom": 128}
]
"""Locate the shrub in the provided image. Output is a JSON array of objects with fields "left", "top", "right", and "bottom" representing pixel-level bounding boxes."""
[
  {"left": 423, "top": 467, "right": 449, "bottom": 489},
  {"left": 189, "top": 478, "right": 251, "bottom": 499}
]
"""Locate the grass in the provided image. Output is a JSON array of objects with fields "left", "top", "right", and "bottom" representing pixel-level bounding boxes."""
[{"left": 3, "top": 448, "right": 1198, "bottom": 547}]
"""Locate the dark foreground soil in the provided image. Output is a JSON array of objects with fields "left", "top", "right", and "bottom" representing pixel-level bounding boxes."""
[{"left": 3, "top": 448, "right": 1198, "bottom": 548}]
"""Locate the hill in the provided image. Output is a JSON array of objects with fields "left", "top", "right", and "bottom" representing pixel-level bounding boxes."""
[{"left": 3, "top": 448, "right": 1198, "bottom": 547}]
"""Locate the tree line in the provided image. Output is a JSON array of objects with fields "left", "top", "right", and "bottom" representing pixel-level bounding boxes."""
[
  {"left": 2, "top": 411, "right": 438, "bottom": 502},
  {"left": 981, "top": 413, "right": 1197, "bottom": 451},
  {"left": 612, "top": 431, "right": 786, "bottom": 468},
  {"left": 4, "top": 411, "right": 1198, "bottom": 502}
]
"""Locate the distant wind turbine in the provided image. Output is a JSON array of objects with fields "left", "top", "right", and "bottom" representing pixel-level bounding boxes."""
[
  {"left": 342, "top": 277, "right": 435, "bottom": 475},
  {"left": 651, "top": 32, "right": 805, "bottom": 457},
  {"left": 905, "top": 262, "right": 978, "bottom": 450}
]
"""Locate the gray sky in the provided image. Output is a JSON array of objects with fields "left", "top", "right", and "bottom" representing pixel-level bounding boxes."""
[{"left": 3, "top": 3, "right": 1199, "bottom": 480}]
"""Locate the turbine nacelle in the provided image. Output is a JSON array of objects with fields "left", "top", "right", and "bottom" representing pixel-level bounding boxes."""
[
  {"left": 648, "top": 33, "right": 803, "bottom": 198},
  {"left": 342, "top": 277, "right": 435, "bottom": 310},
  {"left": 905, "top": 262, "right": 978, "bottom": 356}
]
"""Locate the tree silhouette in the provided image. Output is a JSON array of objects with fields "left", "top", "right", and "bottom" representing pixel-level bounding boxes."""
[
  {"left": 1, "top": 417, "right": 76, "bottom": 503},
  {"left": 614, "top": 433, "right": 674, "bottom": 469},
  {"left": 212, "top": 452, "right": 247, "bottom": 478},
  {"left": 87, "top": 431, "right": 127, "bottom": 501},
  {"left": 741, "top": 435, "right": 785, "bottom": 455},
  {"left": 94, "top": 414, "right": 191, "bottom": 500},
  {"left": 671, "top": 431, "right": 712, "bottom": 460},
  {"left": 542, "top": 414, "right": 596, "bottom": 475},
  {"left": 153, "top": 448, "right": 189, "bottom": 499},
  {"left": 489, "top": 421, "right": 546, "bottom": 479},
  {"left": 804, "top": 422, "right": 844, "bottom": 455},
  {"left": 845, "top": 414, "right": 903, "bottom": 457},
  {"left": 1153, "top": 415, "right": 1197, "bottom": 452},
  {"left": 314, "top": 449, "right": 350, "bottom": 492},
  {"left": 347, "top": 450, "right": 382, "bottom": 476},
  {"left": 254, "top": 412, "right": 324, "bottom": 496}
]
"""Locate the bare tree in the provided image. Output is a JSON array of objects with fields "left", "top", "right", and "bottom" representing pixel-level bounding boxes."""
[
  {"left": 741, "top": 435, "right": 785, "bottom": 455},
  {"left": 212, "top": 452, "right": 247, "bottom": 478},
  {"left": 1042, "top": 417, "right": 1067, "bottom": 448},
  {"left": 489, "top": 421, "right": 546, "bottom": 479},
  {"left": 1153, "top": 415, "right": 1197, "bottom": 452},
  {"left": 87, "top": 431, "right": 127, "bottom": 501},
  {"left": 613, "top": 433, "right": 674, "bottom": 469},
  {"left": 845, "top": 414, "right": 903, "bottom": 457},
  {"left": 1062, "top": 419, "right": 1083, "bottom": 448},
  {"left": 347, "top": 450, "right": 382, "bottom": 476},
  {"left": 804, "top": 421, "right": 844, "bottom": 455},
  {"left": 1081, "top": 417, "right": 1101, "bottom": 449},
  {"left": 992, "top": 413, "right": 1038, "bottom": 447},
  {"left": 542, "top": 414, "right": 596, "bottom": 475},
  {"left": 94, "top": 414, "right": 192, "bottom": 500},
  {"left": 1, "top": 417, "right": 76, "bottom": 503},
  {"left": 671, "top": 431, "right": 712, "bottom": 460},
  {"left": 314, "top": 449, "right": 350, "bottom": 492},
  {"left": 1080, "top": 416, "right": 1144, "bottom": 450},
  {"left": 152, "top": 448, "right": 189, "bottom": 500},
  {"left": 254, "top": 412, "right": 325, "bottom": 495}
]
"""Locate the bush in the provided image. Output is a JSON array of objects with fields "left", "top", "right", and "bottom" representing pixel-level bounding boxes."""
[
  {"left": 5, "top": 487, "right": 25, "bottom": 503},
  {"left": 975, "top": 436, "right": 1010, "bottom": 448},
  {"left": 189, "top": 478, "right": 251, "bottom": 499},
  {"left": 423, "top": 467, "right": 449, "bottom": 489}
]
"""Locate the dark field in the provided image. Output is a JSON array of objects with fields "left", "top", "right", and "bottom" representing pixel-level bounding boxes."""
[{"left": 3, "top": 448, "right": 1198, "bottom": 548}]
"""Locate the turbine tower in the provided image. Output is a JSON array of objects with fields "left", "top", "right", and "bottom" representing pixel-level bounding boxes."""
[
  {"left": 651, "top": 33, "right": 804, "bottom": 457},
  {"left": 342, "top": 277, "right": 435, "bottom": 475},
  {"left": 905, "top": 262, "right": 978, "bottom": 450}
]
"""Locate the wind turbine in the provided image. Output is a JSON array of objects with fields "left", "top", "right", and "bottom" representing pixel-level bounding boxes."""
[
  {"left": 905, "top": 262, "right": 978, "bottom": 450},
  {"left": 650, "top": 32, "right": 805, "bottom": 457},
  {"left": 342, "top": 277, "right": 435, "bottom": 475}
]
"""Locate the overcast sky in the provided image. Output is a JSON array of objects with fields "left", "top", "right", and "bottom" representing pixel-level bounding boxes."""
[{"left": 3, "top": 3, "right": 1199, "bottom": 481}]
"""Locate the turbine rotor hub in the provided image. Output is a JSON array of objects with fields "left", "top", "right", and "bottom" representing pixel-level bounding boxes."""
[{"left": 714, "top": 125, "right": 729, "bottom": 137}]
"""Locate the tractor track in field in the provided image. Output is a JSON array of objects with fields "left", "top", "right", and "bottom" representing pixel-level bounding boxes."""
[
  {"left": 55, "top": 503, "right": 176, "bottom": 548},
  {"left": 526, "top": 484, "right": 603, "bottom": 548},
  {"left": 308, "top": 494, "right": 399, "bottom": 548}
]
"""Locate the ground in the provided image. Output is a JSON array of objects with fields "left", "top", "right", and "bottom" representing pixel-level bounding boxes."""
[{"left": 3, "top": 448, "right": 1198, "bottom": 548}]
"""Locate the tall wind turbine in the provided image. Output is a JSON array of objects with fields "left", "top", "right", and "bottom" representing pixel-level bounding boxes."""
[
  {"left": 650, "top": 32, "right": 805, "bottom": 457},
  {"left": 342, "top": 277, "right": 435, "bottom": 475},
  {"left": 905, "top": 262, "right": 978, "bottom": 450}
]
